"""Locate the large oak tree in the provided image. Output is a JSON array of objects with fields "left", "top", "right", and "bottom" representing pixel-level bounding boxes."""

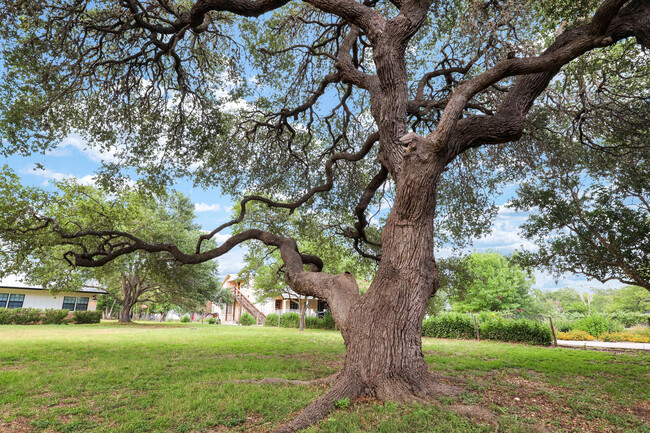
[{"left": 1, "top": 0, "right": 649, "bottom": 431}]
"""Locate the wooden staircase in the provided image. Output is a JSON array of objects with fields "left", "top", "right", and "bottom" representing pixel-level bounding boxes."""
[{"left": 232, "top": 286, "right": 266, "bottom": 325}]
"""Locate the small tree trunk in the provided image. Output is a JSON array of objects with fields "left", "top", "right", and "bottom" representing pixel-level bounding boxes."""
[
  {"left": 299, "top": 296, "right": 307, "bottom": 331},
  {"left": 107, "top": 299, "right": 115, "bottom": 319}
]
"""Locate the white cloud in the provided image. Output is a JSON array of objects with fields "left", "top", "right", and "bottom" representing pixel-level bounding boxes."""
[
  {"left": 195, "top": 202, "right": 221, "bottom": 212},
  {"left": 23, "top": 165, "right": 96, "bottom": 186},
  {"left": 47, "top": 133, "right": 119, "bottom": 164}
]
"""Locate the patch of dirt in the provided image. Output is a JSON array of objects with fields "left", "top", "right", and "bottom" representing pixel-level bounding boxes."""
[
  {"left": 0, "top": 417, "right": 31, "bottom": 433},
  {"left": 629, "top": 400, "right": 650, "bottom": 422},
  {"left": 351, "top": 396, "right": 383, "bottom": 406},
  {"left": 0, "top": 364, "right": 27, "bottom": 372},
  {"left": 198, "top": 413, "right": 272, "bottom": 433},
  {"left": 449, "top": 404, "right": 498, "bottom": 424}
]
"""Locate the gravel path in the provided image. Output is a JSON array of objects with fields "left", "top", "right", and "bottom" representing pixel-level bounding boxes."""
[{"left": 557, "top": 340, "right": 650, "bottom": 351}]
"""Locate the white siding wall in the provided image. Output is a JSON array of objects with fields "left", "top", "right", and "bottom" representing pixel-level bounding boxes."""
[{"left": 0, "top": 288, "right": 98, "bottom": 311}]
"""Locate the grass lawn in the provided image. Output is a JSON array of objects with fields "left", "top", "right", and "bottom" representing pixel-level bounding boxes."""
[{"left": 0, "top": 323, "right": 648, "bottom": 433}]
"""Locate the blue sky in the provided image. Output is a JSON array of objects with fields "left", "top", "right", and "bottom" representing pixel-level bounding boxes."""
[{"left": 1, "top": 133, "right": 621, "bottom": 293}]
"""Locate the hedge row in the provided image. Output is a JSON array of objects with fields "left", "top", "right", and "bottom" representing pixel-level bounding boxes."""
[
  {"left": 0, "top": 308, "right": 101, "bottom": 325},
  {"left": 263, "top": 311, "right": 336, "bottom": 330},
  {"left": 422, "top": 313, "right": 552, "bottom": 346}
]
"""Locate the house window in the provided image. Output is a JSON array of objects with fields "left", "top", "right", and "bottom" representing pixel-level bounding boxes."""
[
  {"left": 76, "top": 297, "right": 89, "bottom": 311},
  {"left": 7, "top": 294, "right": 25, "bottom": 309},
  {"left": 62, "top": 296, "right": 91, "bottom": 311},
  {"left": 289, "top": 299, "right": 299, "bottom": 310},
  {"left": 0, "top": 293, "right": 8, "bottom": 308},
  {"left": 275, "top": 299, "right": 282, "bottom": 310},
  {"left": 62, "top": 296, "right": 77, "bottom": 310}
]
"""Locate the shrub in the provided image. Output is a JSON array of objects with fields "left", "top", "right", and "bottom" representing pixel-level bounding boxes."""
[
  {"left": 423, "top": 313, "right": 551, "bottom": 345},
  {"left": 557, "top": 330, "right": 596, "bottom": 341},
  {"left": 600, "top": 332, "right": 650, "bottom": 343},
  {"left": 207, "top": 317, "right": 217, "bottom": 324},
  {"left": 321, "top": 310, "right": 335, "bottom": 329},
  {"left": 552, "top": 318, "right": 575, "bottom": 333},
  {"left": 180, "top": 314, "right": 191, "bottom": 323},
  {"left": 480, "top": 317, "right": 552, "bottom": 346},
  {"left": 239, "top": 312, "right": 256, "bottom": 326},
  {"left": 606, "top": 312, "right": 648, "bottom": 328},
  {"left": 0, "top": 308, "right": 15, "bottom": 324},
  {"left": 573, "top": 315, "right": 622, "bottom": 337},
  {"left": 625, "top": 325, "right": 650, "bottom": 337},
  {"left": 264, "top": 313, "right": 279, "bottom": 326},
  {"left": 73, "top": 310, "right": 102, "bottom": 324},
  {"left": 422, "top": 313, "right": 475, "bottom": 339},
  {"left": 305, "top": 311, "right": 336, "bottom": 330},
  {"left": 279, "top": 312, "right": 300, "bottom": 328},
  {"left": 42, "top": 309, "right": 70, "bottom": 325},
  {"left": 13, "top": 308, "right": 42, "bottom": 325}
]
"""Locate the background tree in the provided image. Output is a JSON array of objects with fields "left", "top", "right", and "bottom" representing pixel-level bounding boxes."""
[
  {"left": 440, "top": 252, "right": 535, "bottom": 314},
  {"left": 509, "top": 40, "right": 650, "bottom": 292},
  {"left": 1, "top": 1, "right": 649, "bottom": 431},
  {"left": 0, "top": 170, "right": 228, "bottom": 322},
  {"left": 605, "top": 286, "right": 650, "bottom": 313},
  {"left": 541, "top": 287, "right": 590, "bottom": 315}
]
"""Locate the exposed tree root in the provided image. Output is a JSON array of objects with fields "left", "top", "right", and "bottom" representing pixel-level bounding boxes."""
[
  {"left": 271, "top": 371, "right": 466, "bottom": 433},
  {"left": 273, "top": 377, "right": 364, "bottom": 433}
]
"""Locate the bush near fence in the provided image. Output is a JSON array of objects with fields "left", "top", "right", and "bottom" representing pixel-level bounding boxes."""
[
  {"left": 422, "top": 313, "right": 552, "bottom": 346},
  {"left": 551, "top": 313, "right": 647, "bottom": 333},
  {"left": 263, "top": 311, "right": 336, "bottom": 330},
  {"left": 572, "top": 314, "right": 623, "bottom": 337},
  {"left": 421, "top": 313, "right": 475, "bottom": 340}
]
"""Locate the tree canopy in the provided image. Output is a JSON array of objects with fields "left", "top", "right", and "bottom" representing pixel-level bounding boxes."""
[
  {"left": 508, "top": 48, "right": 649, "bottom": 291},
  {"left": 0, "top": 168, "right": 227, "bottom": 321},
  {"left": 1, "top": 0, "right": 649, "bottom": 431},
  {"left": 439, "top": 251, "right": 535, "bottom": 314}
]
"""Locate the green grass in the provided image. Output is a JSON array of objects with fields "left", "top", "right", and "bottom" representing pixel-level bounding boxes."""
[{"left": 0, "top": 323, "right": 648, "bottom": 432}]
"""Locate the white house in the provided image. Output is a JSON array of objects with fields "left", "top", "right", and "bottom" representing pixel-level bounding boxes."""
[
  {"left": 0, "top": 276, "right": 105, "bottom": 312},
  {"left": 207, "top": 274, "right": 328, "bottom": 324}
]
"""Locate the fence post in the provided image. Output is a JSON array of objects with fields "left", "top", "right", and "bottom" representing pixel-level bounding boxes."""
[
  {"left": 549, "top": 316, "right": 558, "bottom": 347},
  {"left": 473, "top": 315, "right": 480, "bottom": 341}
]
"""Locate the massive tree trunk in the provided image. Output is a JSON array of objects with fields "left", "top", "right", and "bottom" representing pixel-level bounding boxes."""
[{"left": 276, "top": 143, "right": 454, "bottom": 432}]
